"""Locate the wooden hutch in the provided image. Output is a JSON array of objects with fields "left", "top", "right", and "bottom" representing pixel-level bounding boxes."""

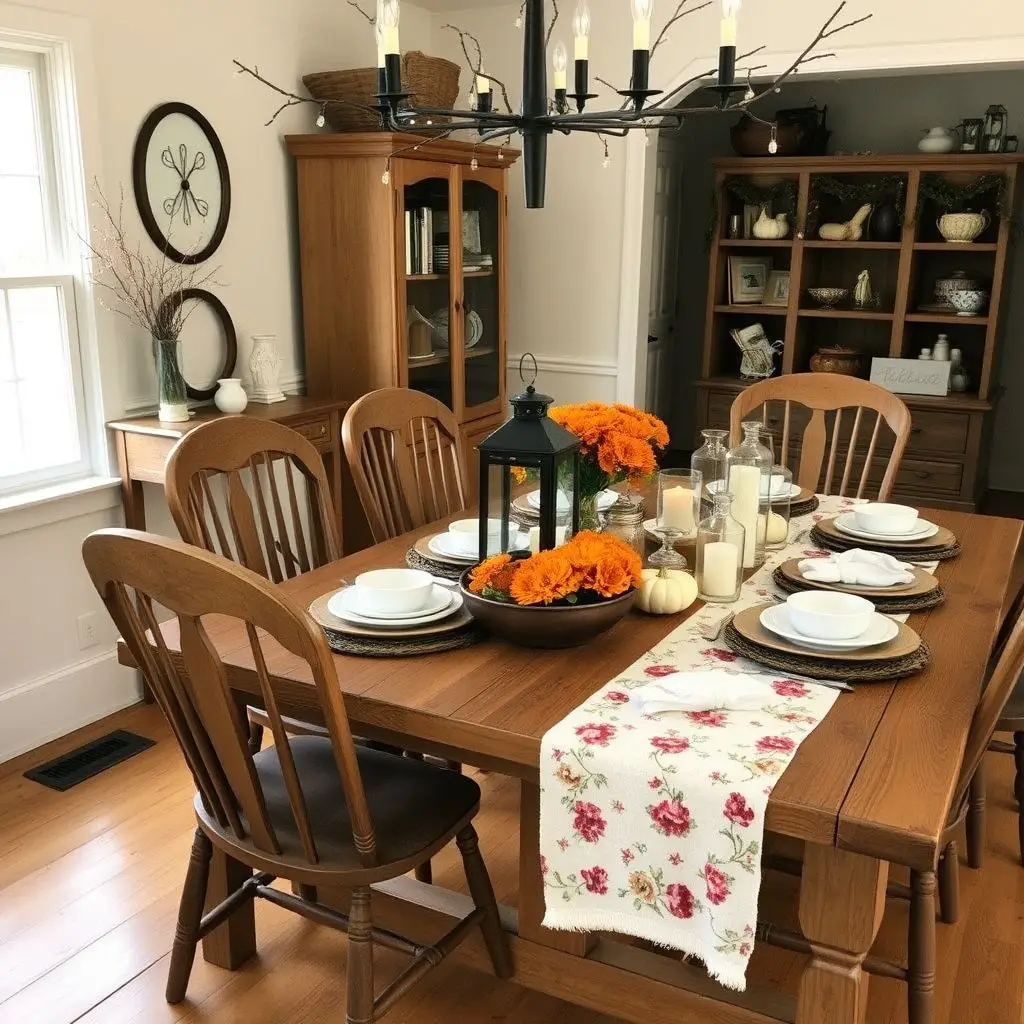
[
  {"left": 697, "top": 154, "right": 1024, "bottom": 511},
  {"left": 286, "top": 132, "right": 518, "bottom": 550}
]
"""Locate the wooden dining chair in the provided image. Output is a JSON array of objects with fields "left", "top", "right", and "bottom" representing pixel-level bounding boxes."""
[
  {"left": 729, "top": 373, "right": 913, "bottom": 500},
  {"left": 81, "top": 528, "right": 512, "bottom": 1018},
  {"left": 761, "top": 594, "right": 1024, "bottom": 1024},
  {"left": 342, "top": 388, "right": 469, "bottom": 544}
]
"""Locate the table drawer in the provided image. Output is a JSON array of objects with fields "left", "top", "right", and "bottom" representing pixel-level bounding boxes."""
[{"left": 288, "top": 415, "right": 332, "bottom": 451}]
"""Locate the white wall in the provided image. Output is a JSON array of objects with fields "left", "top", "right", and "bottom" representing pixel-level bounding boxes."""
[
  {"left": 0, "top": 0, "right": 433, "bottom": 762},
  {"left": 433, "top": 0, "right": 1024, "bottom": 428}
]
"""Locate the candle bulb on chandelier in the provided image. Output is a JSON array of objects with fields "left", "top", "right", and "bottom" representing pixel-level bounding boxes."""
[
  {"left": 573, "top": 0, "right": 590, "bottom": 60},
  {"left": 717, "top": 0, "right": 740, "bottom": 87},
  {"left": 378, "top": 0, "right": 402, "bottom": 94},
  {"left": 374, "top": 12, "right": 387, "bottom": 96},
  {"left": 476, "top": 67, "right": 493, "bottom": 112},
  {"left": 552, "top": 41, "right": 567, "bottom": 90},
  {"left": 630, "top": 0, "right": 653, "bottom": 97},
  {"left": 720, "top": 0, "right": 740, "bottom": 45}
]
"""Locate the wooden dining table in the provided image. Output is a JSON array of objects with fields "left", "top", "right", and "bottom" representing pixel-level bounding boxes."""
[{"left": 120, "top": 503, "right": 1022, "bottom": 1024}]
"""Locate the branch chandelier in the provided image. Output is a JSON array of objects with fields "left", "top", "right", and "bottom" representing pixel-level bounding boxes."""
[{"left": 370, "top": 0, "right": 870, "bottom": 208}]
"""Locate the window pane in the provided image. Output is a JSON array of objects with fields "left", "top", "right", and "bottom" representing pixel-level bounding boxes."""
[
  {"left": 0, "top": 285, "right": 81, "bottom": 480},
  {"left": 0, "top": 177, "right": 47, "bottom": 272},
  {"left": 0, "top": 66, "right": 40, "bottom": 175}
]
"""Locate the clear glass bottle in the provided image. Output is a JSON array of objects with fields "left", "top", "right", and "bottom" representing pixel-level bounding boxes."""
[
  {"left": 764, "top": 464, "right": 793, "bottom": 550},
  {"left": 691, "top": 428, "right": 728, "bottom": 519},
  {"left": 725, "top": 420, "right": 771, "bottom": 569},
  {"left": 602, "top": 495, "right": 645, "bottom": 560},
  {"left": 696, "top": 493, "right": 745, "bottom": 604}
]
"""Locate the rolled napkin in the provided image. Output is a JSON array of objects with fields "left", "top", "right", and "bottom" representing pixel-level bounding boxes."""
[
  {"left": 630, "top": 668, "right": 780, "bottom": 716},
  {"left": 798, "top": 547, "right": 914, "bottom": 588}
]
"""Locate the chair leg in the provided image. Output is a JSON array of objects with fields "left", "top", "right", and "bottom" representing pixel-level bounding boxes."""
[
  {"left": 166, "top": 828, "right": 213, "bottom": 1003},
  {"left": 413, "top": 860, "right": 432, "bottom": 884},
  {"left": 966, "top": 764, "right": 986, "bottom": 869},
  {"left": 1014, "top": 732, "right": 1024, "bottom": 866},
  {"left": 456, "top": 824, "right": 513, "bottom": 980},
  {"left": 297, "top": 884, "right": 319, "bottom": 903},
  {"left": 937, "top": 841, "right": 959, "bottom": 925},
  {"left": 346, "top": 886, "right": 375, "bottom": 1024},
  {"left": 907, "top": 869, "right": 936, "bottom": 1024}
]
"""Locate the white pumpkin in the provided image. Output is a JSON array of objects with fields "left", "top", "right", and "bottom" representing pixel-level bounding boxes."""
[{"left": 636, "top": 567, "right": 698, "bottom": 615}]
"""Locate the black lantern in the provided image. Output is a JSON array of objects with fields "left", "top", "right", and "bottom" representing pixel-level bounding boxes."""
[
  {"left": 476, "top": 355, "right": 581, "bottom": 559},
  {"left": 983, "top": 104, "right": 1008, "bottom": 153}
]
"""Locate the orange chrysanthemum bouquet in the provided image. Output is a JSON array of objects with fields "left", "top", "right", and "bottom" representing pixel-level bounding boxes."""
[{"left": 468, "top": 532, "right": 642, "bottom": 607}]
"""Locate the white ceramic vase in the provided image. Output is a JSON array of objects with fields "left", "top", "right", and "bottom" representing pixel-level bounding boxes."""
[
  {"left": 248, "top": 333, "right": 286, "bottom": 404},
  {"left": 937, "top": 210, "right": 990, "bottom": 243},
  {"left": 918, "top": 127, "right": 956, "bottom": 153},
  {"left": 214, "top": 378, "right": 248, "bottom": 414}
]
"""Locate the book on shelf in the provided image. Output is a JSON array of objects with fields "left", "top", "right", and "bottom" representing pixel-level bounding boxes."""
[
  {"left": 405, "top": 207, "right": 436, "bottom": 275},
  {"left": 404, "top": 211, "right": 412, "bottom": 276}
]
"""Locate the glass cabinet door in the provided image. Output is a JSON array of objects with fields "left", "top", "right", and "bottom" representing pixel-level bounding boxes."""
[
  {"left": 398, "top": 162, "right": 457, "bottom": 411},
  {"left": 456, "top": 168, "right": 504, "bottom": 421}
]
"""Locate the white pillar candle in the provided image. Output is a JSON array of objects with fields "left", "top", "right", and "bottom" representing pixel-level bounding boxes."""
[
  {"left": 529, "top": 525, "right": 567, "bottom": 553},
  {"left": 728, "top": 464, "right": 761, "bottom": 568},
  {"left": 661, "top": 485, "right": 695, "bottom": 535},
  {"left": 701, "top": 541, "right": 739, "bottom": 598}
]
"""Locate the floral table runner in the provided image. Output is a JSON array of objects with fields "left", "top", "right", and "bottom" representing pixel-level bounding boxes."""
[{"left": 538, "top": 494, "right": 932, "bottom": 990}]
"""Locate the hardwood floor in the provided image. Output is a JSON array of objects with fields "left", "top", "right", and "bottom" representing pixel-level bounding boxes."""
[{"left": 3, "top": 703, "right": 1023, "bottom": 1023}]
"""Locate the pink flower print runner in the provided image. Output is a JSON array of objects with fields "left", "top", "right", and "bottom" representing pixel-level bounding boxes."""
[{"left": 537, "top": 495, "right": 867, "bottom": 991}]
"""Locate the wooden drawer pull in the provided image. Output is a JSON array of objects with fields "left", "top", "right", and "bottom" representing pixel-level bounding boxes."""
[
  {"left": 915, "top": 471, "right": 931, "bottom": 479},
  {"left": 295, "top": 421, "right": 328, "bottom": 440}
]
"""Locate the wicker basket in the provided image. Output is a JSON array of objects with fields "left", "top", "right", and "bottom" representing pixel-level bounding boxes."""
[{"left": 303, "top": 52, "right": 461, "bottom": 132}]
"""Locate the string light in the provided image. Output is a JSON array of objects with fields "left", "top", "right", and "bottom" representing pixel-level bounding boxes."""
[
  {"left": 498, "top": 148, "right": 504, "bottom": 161},
  {"left": 315, "top": 103, "right": 327, "bottom": 128},
  {"left": 515, "top": 15, "right": 522, "bottom": 26},
  {"left": 382, "top": 166, "right": 391, "bottom": 185},
  {"left": 768, "top": 124, "right": 778, "bottom": 154},
  {"left": 471, "top": 157, "right": 479, "bottom": 171}
]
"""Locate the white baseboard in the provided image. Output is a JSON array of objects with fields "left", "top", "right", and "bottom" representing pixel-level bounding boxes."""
[{"left": 0, "top": 649, "right": 142, "bottom": 764}]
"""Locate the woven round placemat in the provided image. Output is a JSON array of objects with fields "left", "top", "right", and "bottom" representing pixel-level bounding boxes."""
[
  {"left": 406, "top": 546, "right": 467, "bottom": 581},
  {"left": 723, "top": 621, "right": 931, "bottom": 681},
  {"left": 319, "top": 620, "right": 485, "bottom": 656},
  {"left": 771, "top": 566, "right": 946, "bottom": 612},
  {"left": 810, "top": 525, "right": 961, "bottom": 562},
  {"left": 789, "top": 495, "right": 820, "bottom": 518}
]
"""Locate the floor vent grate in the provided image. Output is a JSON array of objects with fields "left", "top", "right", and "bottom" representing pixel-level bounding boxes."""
[{"left": 23, "top": 730, "right": 156, "bottom": 791}]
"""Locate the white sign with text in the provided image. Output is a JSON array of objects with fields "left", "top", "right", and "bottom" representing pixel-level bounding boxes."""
[{"left": 869, "top": 357, "right": 951, "bottom": 397}]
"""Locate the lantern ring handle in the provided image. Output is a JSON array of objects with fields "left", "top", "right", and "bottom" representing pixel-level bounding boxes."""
[{"left": 519, "top": 352, "right": 538, "bottom": 389}]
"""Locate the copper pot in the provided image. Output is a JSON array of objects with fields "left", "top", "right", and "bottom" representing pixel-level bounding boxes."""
[{"left": 809, "top": 347, "right": 863, "bottom": 376}]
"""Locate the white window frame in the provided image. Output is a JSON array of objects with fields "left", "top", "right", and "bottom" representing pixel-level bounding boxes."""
[{"left": 0, "top": 8, "right": 115, "bottom": 506}]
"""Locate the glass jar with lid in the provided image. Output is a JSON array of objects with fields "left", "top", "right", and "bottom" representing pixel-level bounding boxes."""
[
  {"left": 691, "top": 428, "right": 728, "bottom": 519},
  {"left": 725, "top": 420, "right": 771, "bottom": 569},
  {"left": 696, "top": 492, "right": 745, "bottom": 604},
  {"left": 602, "top": 495, "right": 645, "bottom": 560},
  {"left": 763, "top": 464, "right": 793, "bottom": 550}
]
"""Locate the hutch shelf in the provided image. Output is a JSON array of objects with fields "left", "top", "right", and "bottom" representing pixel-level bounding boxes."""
[
  {"left": 287, "top": 133, "right": 519, "bottom": 551},
  {"left": 697, "top": 154, "right": 1024, "bottom": 511}
]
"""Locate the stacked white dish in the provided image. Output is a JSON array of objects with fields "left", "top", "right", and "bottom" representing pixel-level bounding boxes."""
[
  {"left": 706, "top": 476, "right": 801, "bottom": 500},
  {"left": 327, "top": 568, "right": 464, "bottom": 628},
  {"left": 833, "top": 502, "right": 938, "bottom": 543},
  {"left": 760, "top": 590, "right": 898, "bottom": 652},
  {"left": 525, "top": 488, "right": 618, "bottom": 513},
  {"left": 427, "top": 518, "right": 530, "bottom": 562}
]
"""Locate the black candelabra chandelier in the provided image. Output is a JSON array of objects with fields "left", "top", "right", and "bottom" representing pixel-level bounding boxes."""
[{"left": 371, "top": 0, "right": 869, "bottom": 208}]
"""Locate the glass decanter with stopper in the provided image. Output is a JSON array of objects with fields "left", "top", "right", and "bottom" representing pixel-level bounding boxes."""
[
  {"left": 724, "top": 420, "right": 771, "bottom": 569},
  {"left": 696, "top": 492, "right": 745, "bottom": 604},
  {"left": 690, "top": 428, "right": 728, "bottom": 519}
]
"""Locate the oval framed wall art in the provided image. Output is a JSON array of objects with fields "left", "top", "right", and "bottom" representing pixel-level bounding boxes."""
[
  {"left": 157, "top": 288, "right": 237, "bottom": 400},
  {"left": 132, "top": 102, "right": 231, "bottom": 264}
]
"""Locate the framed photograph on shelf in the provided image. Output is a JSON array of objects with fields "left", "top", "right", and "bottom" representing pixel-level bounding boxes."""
[
  {"left": 728, "top": 256, "right": 772, "bottom": 304},
  {"left": 960, "top": 118, "right": 984, "bottom": 152},
  {"left": 763, "top": 270, "right": 791, "bottom": 306}
]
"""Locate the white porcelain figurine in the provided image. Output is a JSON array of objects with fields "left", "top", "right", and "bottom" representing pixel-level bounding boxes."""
[
  {"left": 752, "top": 206, "right": 790, "bottom": 240},
  {"left": 248, "top": 333, "right": 286, "bottom": 404}
]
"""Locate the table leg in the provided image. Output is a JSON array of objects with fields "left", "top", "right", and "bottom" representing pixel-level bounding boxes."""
[
  {"left": 328, "top": 411, "right": 344, "bottom": 549},
  {"left": 114, "top": 430, "right": 147, "bottom": 531},
  {"left": 518, "top": 780, "right": 596, "bottom": 956},
  {"left": 796, "top": 844, "right": 887, "bottom": 1024},
  {"left": 201, "top": 846, "right": 257, "bottom": 969}
]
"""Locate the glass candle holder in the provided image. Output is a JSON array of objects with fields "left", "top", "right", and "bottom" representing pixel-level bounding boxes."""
[
  {"left": 764, "top": 464, "right": 793, "bottom": 550},
  {"left": 696, "top": 493, "right": 745, "bottom": 604},
  {"left": 603, "top": 495, "right": 646, "bottom": 559},
  {"left": 691, "top": 428, "right": 728, "bottom": 520},
  {"left": 725, "top": 421, "right": 771, "bottom": 569},
  {"left": 650, "top": 468, "right": 701, "bottom": 569}
]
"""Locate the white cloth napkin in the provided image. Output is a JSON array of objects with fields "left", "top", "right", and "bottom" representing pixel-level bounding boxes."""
[
  {"left": 629, "top": 668, "right": 780, "bottom": 716},
  {"left": 797, "top": 548, "right": 914, "bottom": 587}
]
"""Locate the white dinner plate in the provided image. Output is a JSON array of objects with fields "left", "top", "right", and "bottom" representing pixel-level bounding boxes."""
[
  {"left": 759, "top": 604, "right": 899, "bottom": 651},
  {"left": 526, "top": 488, "right": 617, "bottom": 512},
  {"left": 428, "top": 531, "right": 529, "bottom": 561},
  {"left": 706, "top": 479, "right": 802, "bottom": 500},
  {"left": 833, "top": 512, "right": 939, "bottom": 543},
  {"left": 327, "top": 585, "right": 461, "bottom": 628}
]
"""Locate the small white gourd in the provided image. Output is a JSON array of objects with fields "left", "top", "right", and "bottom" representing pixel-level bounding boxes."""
[{"left": 636, "top": 567, "right": 698, "bottom": 615}]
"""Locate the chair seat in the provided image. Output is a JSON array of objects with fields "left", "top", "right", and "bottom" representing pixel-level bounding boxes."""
[{"left": 195, "top": 737, "right": 481, "bottom": 879}]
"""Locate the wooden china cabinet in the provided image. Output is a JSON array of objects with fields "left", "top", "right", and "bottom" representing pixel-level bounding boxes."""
[
  {"left": 286, "top": 133, "right": 518, "bottom": 551},
  {"left": 698, "top": 153, "right": 1024, "bottom": 511}
]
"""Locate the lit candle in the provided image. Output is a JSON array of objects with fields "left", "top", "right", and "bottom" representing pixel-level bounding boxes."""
[
  {"left": 720, "top": 0, "right": 740, "bottom": 47},
  {"left": 728, "top": 463, "right": 761, "bottom": 567},
  {"left": 553, "top": 40, "right": 568, "bottom": 90},
  {"left": 631, "top": 0, "right": 654, "bottom": 51},
  {"left": 701, "top": 541, "right": 740, "bottom": 598},
  {"left": 529, "top": 525, "right": 568, "bottom": 553},
  {"left": 476, "top": 67, "right": 490, "bottom": 95},
  {"left": 573, "top": 0, "right": 591, "bottom": 60},
  {"left": 661, "top": 485, "right": 695, "bottom": 535}
]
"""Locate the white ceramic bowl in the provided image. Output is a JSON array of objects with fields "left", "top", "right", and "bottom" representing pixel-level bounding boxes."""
[
  {"left": 948, "top": 289, "right": 988, "bottom": 316},
  {"left": 852, "top": 502, "right": 920, "bottom": 536},
  {"left": 786, "top": 590, "right": 875, "bottom": 641},
  {"left": 353, "top": 568, "right": 433, "bottom": 616},
  {"left": 448, "top": 517, "right": 501, "bottom": 555}
]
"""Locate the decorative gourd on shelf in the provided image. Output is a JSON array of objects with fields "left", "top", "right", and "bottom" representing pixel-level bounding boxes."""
[
  {"left": 635, "top": 567, "right": 698, "bottom": 615},
  {"left": 853, "top": 269, "right": 873, "bottom": 308},
  {"left": 751, "top": 207, "right": 790, "bottom": 240},
  {"left": 818, "top": 203, "right": 873, "bottom": 241}
]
